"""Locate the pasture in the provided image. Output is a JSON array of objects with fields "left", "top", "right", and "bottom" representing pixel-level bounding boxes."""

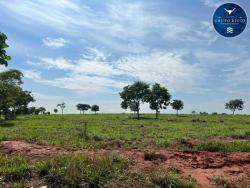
[
  {"left": 0, "top": 114, "right": 250, "bottom": 188},
  {"left": 1, "top": 114, "right": 250, "bottom": 151}
]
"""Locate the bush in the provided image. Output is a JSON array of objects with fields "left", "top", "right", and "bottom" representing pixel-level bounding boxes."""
[
  {"left": 196, "top": 141, "right": 250, "bottom": 152},
  {"left": 0, "top": 155, "right": 32, "bottom": 182},
  {"left": 36, "top": 153, "right": 128, "bottom": 187},
  {"left": 149, "top": 169, "right": 196, "bottom": 188},
  {"left": 211, "top": 176, "right": 233, "bottom": 188}
]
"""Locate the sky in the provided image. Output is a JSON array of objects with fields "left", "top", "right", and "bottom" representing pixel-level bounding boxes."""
[{"left": 0, "top": 0, "right": 250, "bottom": 114}]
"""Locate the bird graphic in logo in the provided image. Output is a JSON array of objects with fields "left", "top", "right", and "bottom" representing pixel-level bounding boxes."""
[{"left": 224, "top": 8, "right": 236, "bottom": 15}]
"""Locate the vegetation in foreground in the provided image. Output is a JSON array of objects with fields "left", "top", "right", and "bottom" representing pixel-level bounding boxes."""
[
  {"left": 0, "top": 114, "right": 249, "bottom": 152},
  {"left": 0, "top": 153, "right": 198, "bottom": 188}
]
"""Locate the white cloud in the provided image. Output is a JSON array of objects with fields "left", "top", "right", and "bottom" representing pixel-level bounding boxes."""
[
  {"left": 42, "top": 37, "right": 70, "bottom": 48},
  {"left": 226, "top": 59, "right": 250, "bottom": 87},
  {"left": 26, "top": 48, "right": 204, "bottom": 94},
  {"left": 22, "top": 70, "right": 41, "bottom": 79},
  {"left": 194, "top": 50, "right": 242, "bottom": 64},
  {"left": 0, "top": 0, "right": 217, "bottom": 47},
  {"left": 118, "top": 51, "right": 203, "bottom": 92},
  {"left": 201, "top": 0, "right": 223, "bottom": 8}
]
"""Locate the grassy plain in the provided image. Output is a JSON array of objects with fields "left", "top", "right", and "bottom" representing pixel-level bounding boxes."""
[{"left": 0, "top": 113, "right": 250, "bottom": 151}]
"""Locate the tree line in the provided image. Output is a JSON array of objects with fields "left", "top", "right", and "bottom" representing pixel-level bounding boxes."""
[
  {"left": 119, "top": 81, "right": 245, "bottom": 119},
  {"left": 53, "top": 103, "right": 100, "bottom": 115},
  {"left": 0, "top": 32, "right": 246, "bottom": 120}
]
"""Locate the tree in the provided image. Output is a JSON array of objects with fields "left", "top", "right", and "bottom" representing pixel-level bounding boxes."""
[
  {"left": 192, "top": 110, "right": 196, "bottom": 114},
  {"left": 76, "top": 104, "right": 83, "bottom": 114},
  {"left": 0, "top": 32, "right": 11, "bottom": 67},
  {"left": 120, "top": 81, "right": 150, "bottom": 119},
  {"left": 91, "top": 105, "right": 99, "bottom": 114},
  {"left": 38, "top": 107, "right": 46, "bottom": 114},
  {"left": 171, "top": 100, "right": 184, "bottom": 116},
  {"left": 0, "top": 70, "right": 34, "bottom": 119},
  {"left": 148, "top": 83, "right": 171, "bottom": 119},
  {"left": 28, "top": 107, "right": 36, "bottom": 115},
  {"left": 54, "top": 108, "right": 58, "bottom": 114},
  {"left": 81, "top": 104, "right": 91, "bottom": 114},
  {"left": 225, "top": 99, "right": 244, "bottom": 115},
  {"left": 57, "top": 102, "right": 66, "bottom": 115}
]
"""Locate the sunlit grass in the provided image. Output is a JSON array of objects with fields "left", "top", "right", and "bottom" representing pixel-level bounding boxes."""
[{"left": 0, "top": 114, "right": 249, "bottom": 151}]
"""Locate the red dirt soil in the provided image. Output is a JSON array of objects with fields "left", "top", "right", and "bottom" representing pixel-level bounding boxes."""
[{"left": 1, "top": 140, "right": 250, "bottom": 188}]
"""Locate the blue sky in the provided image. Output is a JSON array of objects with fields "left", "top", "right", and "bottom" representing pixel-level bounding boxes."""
[{"left": 0, "top": 0, "right": 250, "bottom": 114}]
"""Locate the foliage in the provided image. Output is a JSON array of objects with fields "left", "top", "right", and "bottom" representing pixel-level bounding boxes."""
[
  {"left": 0, "top": 114, "right": 250, "bottom": 151},
  {"left": 0, "top": 155, "right": 32, "bottom": 182},
  {"left": 171, "top": 100, "right": 184, "bottom": 115},
  {"left": 148, "top": 83, "right": 171, "bottom": 119},
  {"left": 57, "top": 102, "right": 66, "bottom": 115},
  {"left": 36, "top": 153, "right": 128, "bottom": 187},
  {"left": 0, "top": 32, "right": 11, "bottom": 67},
  {"left": 149, "top": 168, "right": 196, "bottom": 188},
  {"left": 225, "top": 99, "right": 244, "bottom": 115},
  {"left": 76, "top": 103, "right": 91, "bottom": 114},
  {"left": 54, "top": 108, "right": 58, "bottom": 114},
  {"left": 91, "top": 105, "right": 100, "bottom": 114},
  {"left": 0, "top": 70, "right": 34, "bottom": 119},
  {"left": 120, "top": 81, "right": 150, "bottom": 119}
]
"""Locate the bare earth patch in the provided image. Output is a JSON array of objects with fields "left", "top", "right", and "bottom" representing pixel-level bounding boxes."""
[{"left": 1, "top": 140, "right": 250, "bottom": 188}]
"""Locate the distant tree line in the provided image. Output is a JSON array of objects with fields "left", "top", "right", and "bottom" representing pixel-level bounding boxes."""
[
  {"left": 76, "top": 104, "right": 99, "bottom": 114},
  {"left": 0, "top": 32, "right": 246, "bottom": 120}
]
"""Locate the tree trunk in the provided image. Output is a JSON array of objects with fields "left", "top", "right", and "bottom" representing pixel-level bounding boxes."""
[
  {"left": 156, "top": 110, "right": 158, "bottom": 119},
  {"left": 233, "top": 109, "right": 235, "bottom": 115},
  {"left": 176, "top": 110, "right": 179, "bottom": 116},
  {"left": 13, "top": 107, "right": 16, "bottom": 119},
  {"left": 137, "top": 110, "right": 140, "bottom": 119}
]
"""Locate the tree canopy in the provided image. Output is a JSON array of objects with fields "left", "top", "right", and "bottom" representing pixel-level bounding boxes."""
[
  {"left": 225, "top": 99, "right": 244, "bottom": 115},
  {"left": 120, "top": 81, "right": 150, "bottom": 119},
  {"left": 57, "top": 102, "right": 66, "bottom": 115},
  {"left": 148, "top": 83, "right": 171, "bottom": 119},
  {"left": 0, "top": 70, "right": 34, "bottom": 119},
  {"left": 0, "top": 32, "right": 11, "bottom": 67},
  {"left": 91, "top": 105, "right": 99, "bottom": 114},
  {"left": 171, "top": 99, "right": 184, "bottom": 115},
  {"left": 76, "top": 104, "right": 91, "bottom": 114}
]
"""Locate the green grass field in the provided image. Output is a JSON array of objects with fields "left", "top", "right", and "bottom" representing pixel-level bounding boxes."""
[{"left": 1, "top": 114, "right": 250, "bottom": 151}]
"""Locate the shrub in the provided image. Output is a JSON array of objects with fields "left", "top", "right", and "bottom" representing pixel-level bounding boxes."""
[
  {"left": 196, "top": 141, "right": 250, "bottom": 152},
  {"left": 149, "top": 169, "right": 196, "bottom": 188},
  {"left": 0, "top": 155, "right": 32, "bottom": 182},
  {"left": 36, "top": 153, "right": 128, "bottom": 187},
  {"left": 211, "top": 176, "right": 233, "bottom": 188}
]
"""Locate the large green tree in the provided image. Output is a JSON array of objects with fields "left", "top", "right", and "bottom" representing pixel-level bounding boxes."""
[
  {"left": 0, "top": 32, "right": 11, "bottom": 67},
  {"left": 171, "top": 99, "right": 184, "bottom": 116},
  {"left": 0, "top": 70, "right": 34, "bottom": 119},
  {"left": 225, "top": 99, "right": 244, "bottom": 115},
  {"left": 148, "top": 83, "right": 171, "bottom": 119},
  {"left": 120, "top": 81, "right": 150, "bottom": 119}
]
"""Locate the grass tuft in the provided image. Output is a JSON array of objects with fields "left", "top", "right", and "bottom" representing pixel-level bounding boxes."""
[
  {"left": 149, "top": 168, "right": 196, "bottom": 188},
  {"left": 36, "top": 153, "right": 128, "bottom": 187},
  {"left": 0, "top": 155, "right": 32, "bottom": 182}
]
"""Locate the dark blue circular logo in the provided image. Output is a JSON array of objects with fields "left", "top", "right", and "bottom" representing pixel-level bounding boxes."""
[{"left": 213, "top": 3, "right": 247, "bottom": 37}]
